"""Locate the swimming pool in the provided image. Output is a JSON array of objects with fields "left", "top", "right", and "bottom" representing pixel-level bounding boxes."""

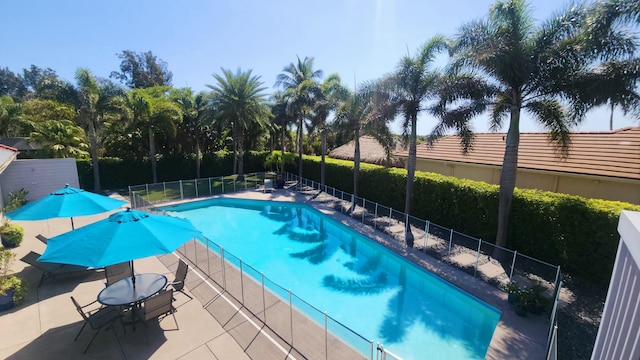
[{"left": 162, "top": 198, "right": 500, "bottom": 360}]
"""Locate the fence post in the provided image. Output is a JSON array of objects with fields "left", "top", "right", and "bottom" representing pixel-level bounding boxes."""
[
  {"left": 289, "top": 290, "right": 294, "bottom": 346},
  {"left": 145, "top": 183, "right": 149, "bottom": 200},
  {"left": 221, "top": 176, "right": 224, "bottom": 193},
  {"left": 221, "top": 248, "right": 227, "bottom": 289},
  {"left": 163, "top": 182, "right": 166, "bottom": 201},
  {"left": 448, "top": 229, "right": 454, "bottom": 256},
  {"left": 374, "top": 203, "right": 378, "bottom": 230},
  {"left": 179, "top": 180, "right": 184, "bottom": 200},
  {"left": 424, "top": 221, "right": 430, "bottom": 253},
  {"left": 208, "top": 177, "right": 212, "bottom": 196},
  {"left": 509, "top": 250, "right": 517, "bottom": 281},
  {"left": 474, "top": 239, "right": 482, "bottom": 278},
  {"left": 240, "top": 259, "right": 244, "bottom": 303},
  {"left": 128, "top": 186, "right": 133, "bottom": 207},
  {"left": 261, "top": 273, "right": 267, "bottom": 323},
  {"left": 324, "top": 312, "right": 328, "bottom": 360},
  {"left": 362, "top": 198, "right": 366, "bottom": 223},
  {"left": 195, "top": 178, "right": 199, "bottom": 198}
]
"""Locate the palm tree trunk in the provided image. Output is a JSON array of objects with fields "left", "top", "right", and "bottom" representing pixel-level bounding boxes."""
[
  {"left": 404, "top": 112, "right": 417, "bottom": 247},
  {"left": 298, "top": 117, "right": 303, "bottom": 183},
  {"left": 195, "top": 126, "right": 201, "bottom": 179},
  {"left": 352, "top": 127, "right": 361, "bottom": 214},
  {"left": 609, "top": 102, "right": 614, "bottom": 131},
  {"left": 321, "top": 127, "right": 326, "bottom": 190},
  {"left": 88, "top": 123, "right": 101, "bottom": 192},
  {"left": 232, "top": 123, "right": 238, "bottom": 175},
  {"left": 495, "top": 105, "right": 521, "bottom": 250},
  {"left": 149, "top": 127, "right": 158, "bottom": 183},
  {"left": 237, "top": 134, "right": 244, "bottom": 179},
  {"left": 281, "top": 124, "right": 286, "bottom": 157}
]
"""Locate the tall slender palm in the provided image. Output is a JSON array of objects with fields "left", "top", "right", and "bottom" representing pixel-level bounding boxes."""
[
  {"left": 66, "top": 68, "right": 127, "bottom": 192},
  {"left": 431, "top": 0, "right": 639, "bottom": 249},
  {"left": 206, "top": 68, "right": 271, "bottom": 179},
  {"left": 380, "top": 36, "right": 447, "bottom": 246},
  {"left": 271, "top": 90, "right": 295, "bottom": 157},
  {"left": 334, "top": 82, "right": 394, "bottom": 204},
  {"left": 275, "top": 56, "right": 323, "bottom": 182},
  {"left": 171, "top": 88, "right": 210, "bottom": 178},
  {"left": 308, "top": 73, "right": 348, "bottom": 189},
  {"left": 127, "top": 86, "right": 182, "bottom": 183}
]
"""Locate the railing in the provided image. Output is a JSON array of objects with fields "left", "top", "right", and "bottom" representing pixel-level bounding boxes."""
[
  {"left": 176, "top": 237, "right": 374, "bottom": 360},
  {"left": 129, "top": 171, "right": 562, "bottom": 359}
]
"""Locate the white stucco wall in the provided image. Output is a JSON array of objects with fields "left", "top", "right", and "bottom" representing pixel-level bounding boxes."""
[{"left": 0, "top": 158, "right": 79, "bottom": 203}]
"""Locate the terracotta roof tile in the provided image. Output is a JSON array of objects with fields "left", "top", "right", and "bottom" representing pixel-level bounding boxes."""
[{"left": 394, "top": 127, "right": 640, "bottom": 180}]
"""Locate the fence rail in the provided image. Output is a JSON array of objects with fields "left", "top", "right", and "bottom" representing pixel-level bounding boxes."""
[{"left": 129, "top": 171, "right": 561, "bottom": 359}]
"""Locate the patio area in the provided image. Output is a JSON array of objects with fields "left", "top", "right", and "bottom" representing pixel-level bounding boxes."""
[{"left": 0, "top": 188, "right": 550, "bottom": 359}]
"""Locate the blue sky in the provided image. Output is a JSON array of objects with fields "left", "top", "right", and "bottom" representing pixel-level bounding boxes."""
[{"left": 2, "top": 0, "right": 637, "bottom": 134}]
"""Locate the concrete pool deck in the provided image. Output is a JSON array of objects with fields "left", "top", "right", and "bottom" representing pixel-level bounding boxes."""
[{"left": 0, "top": 188, "right": 548, "bottom": 359}]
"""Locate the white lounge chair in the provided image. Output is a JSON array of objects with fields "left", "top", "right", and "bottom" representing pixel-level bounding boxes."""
[{"left": 263, "top": 179, "right": 275, "bottom": 193}]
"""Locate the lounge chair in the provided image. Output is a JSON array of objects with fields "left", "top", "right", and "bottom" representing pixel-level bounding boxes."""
[
  {"left": 20, "top": 251, "right": 91, "bottom": 287},
  {"left": 165, "top": 259, "right": 193, "bottom": 300},
  {"left": 70, "top": 296, "right": 123, "bottom": 354},
  {"left": 263, "top": 179, "right": 275, "bottom": 193},
  {"left": 36, "top": 234, "right": 49, "bottom": 245}
]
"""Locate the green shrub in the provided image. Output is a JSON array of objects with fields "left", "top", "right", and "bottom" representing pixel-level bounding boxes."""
[
  {"left": 299, "top": 155, "right": 640, "bottom": 284},
  {"left": 0, "top": 223, "right": 24, "bottom": 248}
]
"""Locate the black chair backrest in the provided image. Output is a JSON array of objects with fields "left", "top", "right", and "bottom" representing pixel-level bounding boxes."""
[
  {"left": 173, "top": 260, "right": 189, "bottom": 291},
  {"left": 105, "top": 262, "right": 131, "bottom": 286},
  {"left": 143, "top": 289, "right": 174, "bottom": 321}
]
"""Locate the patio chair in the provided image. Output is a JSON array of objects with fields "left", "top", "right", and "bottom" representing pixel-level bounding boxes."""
[
  {"left": 138, "top": 289, "right": 178, "bottom": 330},
  {"left": 263, "top": 179, "right": 275, "bottom": 193},
  {"left": 70, "top": 296, "right": 124, "bottom": 354},
  {"left": 20, "top": 251, "right": 91, "bottom": 287},
  {"left": 36, "top": 234, "right": 49, "bottom": 245},
  {"left": 104, "top": 262, "right": 132, "bottom": 286},
  {"left": 165, "top": 259, "right": 193, "bottom": 300}
]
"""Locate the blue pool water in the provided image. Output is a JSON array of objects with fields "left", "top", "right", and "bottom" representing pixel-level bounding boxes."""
[{"left": 161, "top": 198, "right": 500, "bottom": 360}]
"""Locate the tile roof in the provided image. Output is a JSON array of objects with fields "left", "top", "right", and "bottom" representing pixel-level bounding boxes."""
[{"left": 394, "top": 127, "right": 640, "bottom": 181}]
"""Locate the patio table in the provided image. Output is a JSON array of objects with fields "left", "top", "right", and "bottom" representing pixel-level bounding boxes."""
[{"left": 98, "top": 273, "right": 168, "bottom": 307}]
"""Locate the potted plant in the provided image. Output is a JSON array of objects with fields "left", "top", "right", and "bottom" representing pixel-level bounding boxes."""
[
  {"left": 0, "top": 222, "right": 24, "bottom": 248},
  {"left": 0, "top": 249, "right": 27, "bottom": 312},
  {"left": 0, "top": 188, "right": 27, "bottom": 248},
  {"left": 264, "top": 152, "right": 295, "bottom": 189},
  {"left": 525, "top": 283, "right": 550, "bottom": 315},
  {"left": 502, "top": 281, "right": 521, "bottom": 304},
  {"left": 513, "top": 287, "right": 532, "bottom": 317}
]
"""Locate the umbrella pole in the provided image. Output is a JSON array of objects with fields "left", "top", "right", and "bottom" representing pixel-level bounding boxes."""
[
  {"left": 70, "top": 217, "right": 75, "bottom": 230},
  {"left": 131, "top": 260, "right": 135, "bottom": 288}
]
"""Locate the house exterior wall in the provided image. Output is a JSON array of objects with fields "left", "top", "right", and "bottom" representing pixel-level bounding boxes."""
[
  {"left": 591, "top": 210, "right": 640, "bottom": 360},
  {"left": 0, "top": 158, "right": 79, "bottom": 203},
  {"left": 413, "top": 158, "right": 640, "bottom": 204}
]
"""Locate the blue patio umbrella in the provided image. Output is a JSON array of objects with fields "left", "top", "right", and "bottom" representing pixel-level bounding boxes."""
[
  {"left": 5, "top": 184, "right": 126, "bottom": 229},
  {"left": 38, "top": 208, "right": 204, "bottom": 285}
]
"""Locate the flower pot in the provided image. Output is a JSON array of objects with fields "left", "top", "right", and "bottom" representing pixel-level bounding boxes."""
[
  {"left": 0, "top": 288, "right": 15, "bottom": 312},
  {"left": 514, "top": 305, "right": 527, "bottom": 317}
]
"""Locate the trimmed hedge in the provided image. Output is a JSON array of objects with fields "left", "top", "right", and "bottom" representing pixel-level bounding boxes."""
[
  {"left": 77, "top": 151, "right": 272, "bottom": 190},
  {"left": 301, "top": 155, "right": 640, "bottom": 284}
]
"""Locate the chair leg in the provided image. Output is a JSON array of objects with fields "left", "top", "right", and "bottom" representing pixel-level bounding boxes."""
[
  {"left": 74, "top": 322, "right": 88, "bottom": 341},
  {"left": 84, "top": 329, "right": 101, "bottom": 354},
  {"left": 171, "top": 311, "right": 179, "bottom": 330},
  {"left": 179, "top": 289, "right": 193, "bottom": 300}
]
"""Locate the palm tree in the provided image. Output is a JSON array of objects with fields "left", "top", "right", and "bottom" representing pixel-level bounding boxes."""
[
  {"left": 0, "top": 95, "right": 23, "bottom": 137},
  {"left": 308, "top": 73, "right": 348, "bottom": 189},
  {"left": 61, "top": 68, "right": 127, "bottom": 192},
  {"left": 431, "top": 0, "right": 640, "bottom": 249},
  {"left": 30, "top": 120, "right": 89, "bottom": 158},
  {"left": 270, "top": 90, "right": 295, "bottom": 157},
  {"left": 275, "top": 56, "right": 323, "bottom": 183},
  {"left": 334, "top": 83, "right": 394, "bottom": 207},
  {"left": 379, "top": 36, "right": 447, "bottom": 246},
  {"left": 127, "top": 86, "right": 182, "bottom": 183},
  {"left": 206, "top": 68, "right": 271, "bottom": 180},
  {"left": 171, "top": 88, "right": 210, "bottom": 178}
]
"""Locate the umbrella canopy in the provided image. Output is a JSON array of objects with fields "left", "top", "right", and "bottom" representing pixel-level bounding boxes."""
[
  {"left": 5, "top": 184, "right": 126, "bottom": 229},
  {"left": 38, "top": 208, "right": 205, "bottom": 268}
]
